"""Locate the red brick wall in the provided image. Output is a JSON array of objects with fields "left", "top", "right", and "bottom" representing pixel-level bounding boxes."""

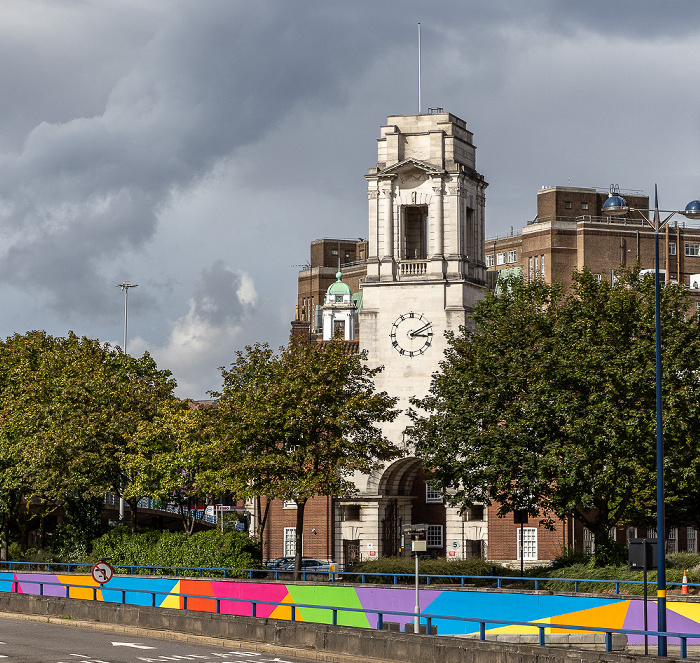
[
  {"left": 487, "top": 503, "right": 572, "bottom": 562},
  {"left": 260, "top": 495, "right": 335, "bottom": 562}
]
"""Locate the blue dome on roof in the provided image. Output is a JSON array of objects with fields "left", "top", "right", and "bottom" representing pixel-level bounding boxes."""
[
  {"left": 684, "top": 200, "right": 700, "bottom": 219},
  {"left": 602, "top": 195, "right": 629, "bottom": 216}
]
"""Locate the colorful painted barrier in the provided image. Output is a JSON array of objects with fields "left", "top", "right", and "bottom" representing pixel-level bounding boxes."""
[{"left": 1, "top": 572, "right": 700, "bottom": 644}]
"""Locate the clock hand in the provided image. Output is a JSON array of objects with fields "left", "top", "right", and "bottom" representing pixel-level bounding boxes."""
[
  {"left": 412, "top": 332, "right": 433, "bottom": 337},
  {"left": 409, "top": 322, "right": 432, "bottom": 337}
]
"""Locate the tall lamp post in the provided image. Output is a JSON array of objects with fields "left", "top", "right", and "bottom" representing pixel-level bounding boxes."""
[
  {"left": 116, "top": 281, "right": 138, "bottom": 354},
  {"left": 602, "top": 186, "right": 700, "bottom": 657},
  {"left": 115, "top": 281, "right": 138, "bottom": 521}
]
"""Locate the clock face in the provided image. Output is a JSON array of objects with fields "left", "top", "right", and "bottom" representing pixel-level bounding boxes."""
[{"left": 390, "top": 312, "right": 433, "bottom": 357}]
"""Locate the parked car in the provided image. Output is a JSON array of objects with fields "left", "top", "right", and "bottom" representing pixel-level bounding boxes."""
[
  {"left": 266, "top": 556, "right": 316, "bottom": 569},
  {"left": 278, "top": 558, "right": 331, "bottom": 572}
]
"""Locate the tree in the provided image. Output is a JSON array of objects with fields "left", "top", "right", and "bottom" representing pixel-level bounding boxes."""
[
  {"left": 213, "top": 338, "right": 400, "bottom": 575},
  {"left": 123, "top": 400, "right": 220, "bottom": 536},
  {"left": 0, "top": 331, "right": 177, "bottom": 556},
  {"left": 410, "top": 270, "right": 700, "bottom": 559}
]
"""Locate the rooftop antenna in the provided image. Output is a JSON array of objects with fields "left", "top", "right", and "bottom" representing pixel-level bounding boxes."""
[{"left": 418, "top": 23, "right": 422, "bottom": 114}]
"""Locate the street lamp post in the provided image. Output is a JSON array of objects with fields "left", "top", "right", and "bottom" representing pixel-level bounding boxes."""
[
  {"left": 115, "top": 281, "right": 138, "bottom": 522},
  {"left": 602, "top": 186, "right": 700, "bottom": 657},
  {"left": 116, "top": 281, "right": 138, "bottom": 354}
]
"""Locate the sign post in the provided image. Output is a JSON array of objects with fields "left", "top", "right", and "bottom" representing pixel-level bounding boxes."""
[{"left": 402, "top": 523, "right": 427, "bottom": 633}]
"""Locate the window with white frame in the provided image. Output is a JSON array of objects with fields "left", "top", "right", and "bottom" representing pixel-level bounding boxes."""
[
  {"left": 647, "top": 527, "right": 657, "bottom": 539},
  {"left": 669, "top": 242, "right": 677, "bottom": 256},
  {"left": 594, "top": 273, "right": 602, "bottom": 283},
  {"left": 535, "top": 256, "right": 539, "bottom": 276},
  {"left": 609, "top": 527, "right": 617, "bottom": 541},
  {"left": 426, "top": 524, "right": 443, "bottom": 548},
  {"left": 496, "top": 252, "right": 506, "bottom": 266},
  {"left": 486, "top": 254, "right": 494, "bottom": 267},
  {"left": 583, "top": 528, "right": 595, "bottom": 556},
  {"left": 507, "top": 250, "right": 517, "bottom": 263},
  {"left": 283, "top": 500, "right": 297, "bottom": 509},
  {"left": 284, "top": 527, "right": 296, "bottom": 557},
  {"left": 528, "top": 256, "right": 534, "bottom": 280},
  {"left": 541, "top": 254, "right": 545, "bottom": 279},
  {"left": 626, "top": 527, "right": 637, "bottom": 544},
  {"left": 667, "top": 527, "right": 678, "bottom": 554},
  {"left": 517, "top": 527, "right": 537, "bottom": 560},
  {"left": 688, "top": 528, "right": 698, "bottom": 553},
  {"left": 581, "top": 202, "right": 589, "bottom": 210},
  {"left": 426, "top": 485, "right": 442, "bottom": 503},
  {"left": 685, "top": 243, "right": 700, "bottom": 257}
]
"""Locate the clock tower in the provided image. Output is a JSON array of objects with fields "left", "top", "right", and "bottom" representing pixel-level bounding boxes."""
[{"left": 343, "top": 111, "right": 487, "bottom": 560}]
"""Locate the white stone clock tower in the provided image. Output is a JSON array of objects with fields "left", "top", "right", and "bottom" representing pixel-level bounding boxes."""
[
  {"left": 360, "top": 111, "right": 487, "bottom": 448},
  {"left": 338, "top": 112, "right": 488, "bottom": 561}
]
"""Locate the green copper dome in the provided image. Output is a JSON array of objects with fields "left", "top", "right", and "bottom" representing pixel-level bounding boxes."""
[{"left": 327, "top": 270, "right": 352, "bottom": 296}]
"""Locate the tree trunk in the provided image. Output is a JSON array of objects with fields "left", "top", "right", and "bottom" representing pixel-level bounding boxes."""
[
  {"left": 128, "top": 498, "right": 139, "bottom": 534},
  {"left": 256, "top": 497, "right": 271, "bottom": 548},
  {"left": 294, "top": 499, "right": 306, "bottom": 581}
]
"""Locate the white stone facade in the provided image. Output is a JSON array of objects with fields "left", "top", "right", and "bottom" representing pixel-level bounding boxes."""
[{"left": 335, "top": 112, "right": 488, "bottom": 566}]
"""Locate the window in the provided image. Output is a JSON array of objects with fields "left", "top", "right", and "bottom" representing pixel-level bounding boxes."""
[
  {"left": 594, "top": 274, "right": 602, "bottom": 283},
  {"left": 331, "top": 249, "right": 338, "bottom": 256},
  {"left": 496, "top": 253, "right": 506, "bottom": 266},
  {"left": 685, "top": 243, "right": 700, "bottom": 257},
  {"left": 507, "top": 250, "right": 517, "bottom": 264},
  {"left": 486, "top": 254, "right": 495, "bottom": 267},
  {"left": 517, "top": 527, "right": 537, "bottom": 560},
  {"left": 464, "top": 505, "right": 484, "bottom": 521},
  {"left": 669, "top": 242, "right": 677, "bottom": 256},
  {"left": 426, "top": 485, "right": 442, "bottom": 503},
  {"left": 528, "top": 256, "right": 534, "bottom": 280},
  {"left": 534, "top": 256, "right": 539, "bottom": 277},
  {"left": 283, "top": 500, "right": 297, "bottom": 509},
  {"left": 626, "top": 527, "right": 637, "bottom": 544},
  {"left": 583, "top": 528, "right": 595, "bottom": 556},
  {"left": 696, "top": 302, "right": 700, "bottom": 322},
  {"left": 541, "top": 254, "right": 545, "bottom": 279},
  {"left": 426, "top": 524, "right": 443, "bottom": 548},
  {"left": 688, "top": 528, "right": 698, "bottom": 553},
  {"left": 667, "top": 527, "right": 678, "bottom": 554},
  {"left": 609, "top": 527, "right": 617, "bottom": 541},
  {"left": 564, "top": 202, "right": 572, "bottom": 209},
  {"left": 647, "top": 527, "right": 657, "bottom": 539},
  {"left": 284, "top": 527, "right": 296, "bottom": 557},
  {"left": 581, "top": 202, "right": 589, "bottom": 210},
  {"left": 342, "top": 505, "right": 361, "bottom": 521}
]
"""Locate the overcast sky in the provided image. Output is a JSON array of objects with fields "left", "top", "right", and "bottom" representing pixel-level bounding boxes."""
[{"left": 1, "top": 1, "right": 700, "bottom": 398}]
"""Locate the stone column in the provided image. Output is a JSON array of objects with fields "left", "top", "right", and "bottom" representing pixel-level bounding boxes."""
[
  {"left": 431, "top": 178, "right": 444, "bottom": 257},
  {"left": 382, "top": 184, "right": 394, "bottom": 260}
]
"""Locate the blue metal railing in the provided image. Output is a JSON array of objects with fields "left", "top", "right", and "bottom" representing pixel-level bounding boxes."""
[
  {"left": 0, "top": 561, "right": 695, "bottom": 594},
  {"left": 2, "top": 578, "right": 700, "bottom": 657}
]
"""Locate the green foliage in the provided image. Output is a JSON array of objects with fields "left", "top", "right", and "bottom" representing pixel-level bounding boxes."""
[
  {"left": 666, "top": 551, "right": 700, "bottom": 570},
  {"left": 91, "top": 527, "right": 263, "bottom": 576},
  {"left": 212, "top": 338, "right": 400, "bottom": 571},
  {"left": 551, "top": 546, "right": 590, "bottom": 569},
  {"left": 344, "top": 556, "right": 502, "bottom": 585},
  {"left": 590, "top": 538, "right": 628, "bottom": 568},
  {"left": 411, "top": 269, "right": 700, "bottom": 542},
  {"left": 541, "top": 563, "right": 693, "bottom": 595}
]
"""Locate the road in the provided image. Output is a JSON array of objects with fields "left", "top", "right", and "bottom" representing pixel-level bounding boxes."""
[{"left": 0, "top": 615, "right": 325, "bottom": 663}]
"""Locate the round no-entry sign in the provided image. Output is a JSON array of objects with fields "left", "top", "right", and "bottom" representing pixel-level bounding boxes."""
[{"left": 91, "top": 561, "right": 114, "bottom": 584}]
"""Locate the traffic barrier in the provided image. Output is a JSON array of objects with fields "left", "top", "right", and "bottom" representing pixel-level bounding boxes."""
[{"left": 683, "top": 570, "right": 689, "bottom": 595}]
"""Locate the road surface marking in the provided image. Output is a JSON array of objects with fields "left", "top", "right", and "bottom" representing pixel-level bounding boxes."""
[{"left": 112, "top": 641, "right": 156, "bottom": 649}]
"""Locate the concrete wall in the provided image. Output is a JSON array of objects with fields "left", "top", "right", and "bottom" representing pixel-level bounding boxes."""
[{"left": 0, "top": 592, "right": 639, "bottom": 663}]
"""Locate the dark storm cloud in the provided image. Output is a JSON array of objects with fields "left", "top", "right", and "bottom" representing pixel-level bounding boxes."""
[
  {"left": 191, "top": 261, "right": 255, "bottom": 327},
  {"left": 0, "top": 1, "right": 387, "bottom": 318}
]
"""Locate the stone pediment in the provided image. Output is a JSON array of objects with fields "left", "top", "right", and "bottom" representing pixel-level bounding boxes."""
[{"left": 378, "top": 158, "right": 444, "bottom": 176}]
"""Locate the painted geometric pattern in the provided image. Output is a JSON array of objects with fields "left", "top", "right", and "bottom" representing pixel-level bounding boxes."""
[{"left": 2, "top": 572, "right": 700, "bottom": 641}]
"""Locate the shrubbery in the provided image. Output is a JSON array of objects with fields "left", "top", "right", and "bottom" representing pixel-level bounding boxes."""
[
  {"left": 91, "top": 527, "right": 263, "bottom": 577},
  {"left": 344, "top": 556, "right": 507, "bottom": 585}
]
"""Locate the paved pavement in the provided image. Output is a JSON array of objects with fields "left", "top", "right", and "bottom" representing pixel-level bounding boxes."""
[{"left": 0, "top": 612, "right": 372, "bottom": 663}]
